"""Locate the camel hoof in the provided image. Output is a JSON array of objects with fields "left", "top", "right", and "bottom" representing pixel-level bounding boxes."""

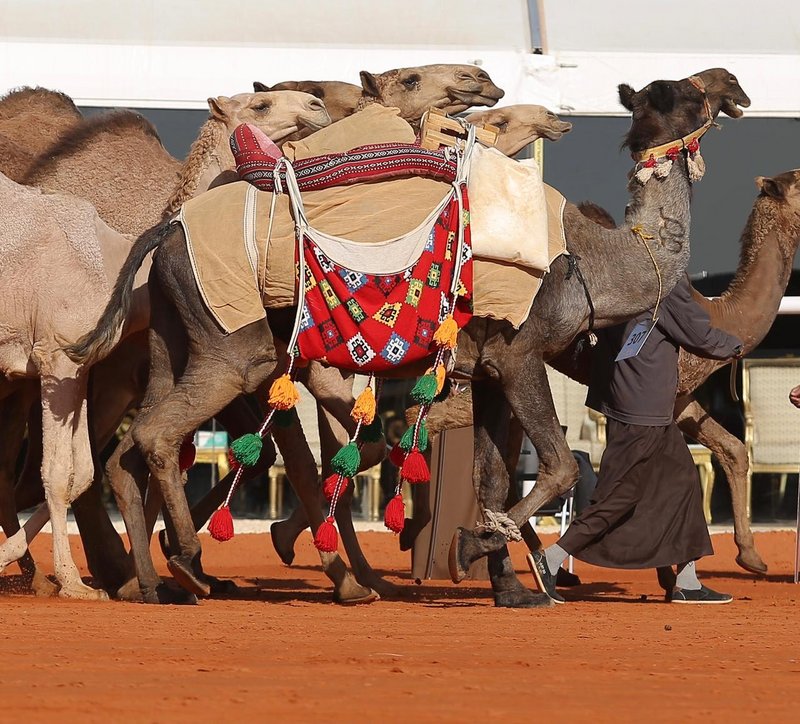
[
  {"left": 449, "top": 527, "right": 506, "bottom": 584},
  {"left": 153, "top": 583, "right": 198, "bottom": 605},
  {"left": 356, "top": 574, "right": 401, "bottom": 599},
  {"left": 157, "top": 529, "right": 172, "bottom": 560},
  {"left": 167, "top": 555, "right": 211, "bottom": 597},
  {"left": 206, "top": 575, "right": 238, "bottom": 595},
  {"left": 736, "top": 551, "right": 768, "bottom": 576},
  {"left": 269, "top": 520, "right": 296, "bottom": 566},
  {"left": 333, "top": 587, "right": 380, "bottom": 606},
  {"left": 494, "top": 589, "right": 553, "bottom": 609},
  {"left": 58, "top": 582, "right": 110, "bottom": 601},
  {"left": 32, "top": 569, "right": 59, "bottom": 598},
  {"left": 398, "top": 518, "right": 426, "bottom": 552},
  {"left": 116, "top": 577, "right": 144, "bottom": 602},
  {"left": 0, "top": 528, "right": 29, "bottom": 572}
]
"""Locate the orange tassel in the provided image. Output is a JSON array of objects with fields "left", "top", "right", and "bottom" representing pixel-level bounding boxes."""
[
  {"left": 384, "top": 494, "right": 405, "bottom": 533},
  {"left": 433, "top": 315, "right": 458, "bottom": 349},
  {"left": 350, "top": 385, "right": 376, "bottom": 425},
  {"left": 314, "top": 516, "right": 339, "bottom": 552},
  {"left": 434, "top": 363, "right": 446, "bottom": 394},
  {"left": 401, "top": 448, "right": 430, "bottom": 483},
  {"left": 208, "top": 506, "right": 234, "bottom": 542},
  {"left": 268, "top": 373, "right": 300, "bottom": 411}
]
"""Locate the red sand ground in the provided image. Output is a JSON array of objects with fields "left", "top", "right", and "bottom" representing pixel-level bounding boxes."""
[{"left": 1, "top": 529, "right": 799, "bottom": 723}]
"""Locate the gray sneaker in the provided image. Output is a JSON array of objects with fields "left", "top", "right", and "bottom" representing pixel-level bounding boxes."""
[
  {"left": 526, "top": 551, "right": 566, "bottom": 604},
  {"left": 669, "top": 584, "right": 733, "bottom": 604}
]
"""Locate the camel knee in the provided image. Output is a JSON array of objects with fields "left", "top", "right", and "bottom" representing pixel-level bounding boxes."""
[{"left": 132, "top": 424, "right": 177, "bottom": 472}]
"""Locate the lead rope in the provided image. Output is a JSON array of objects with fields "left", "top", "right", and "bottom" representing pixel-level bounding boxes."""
[{"left": 630, "top": 225, "right": 663, "bottom": 322}]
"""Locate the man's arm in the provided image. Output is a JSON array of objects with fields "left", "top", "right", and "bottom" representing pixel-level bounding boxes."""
[{"left": 656, "top": 277, "right": 743, "bottom": 359}]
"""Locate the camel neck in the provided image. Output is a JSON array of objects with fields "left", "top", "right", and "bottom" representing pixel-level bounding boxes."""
[
  {"left": 586, "top": 163, "right": 693, "bottom": 328},
  {"left": 165, "top": 120, "right": 227, "bottom": 215},
  {"left": 709, "top": 200, "right": 800, "bottom": 350}
]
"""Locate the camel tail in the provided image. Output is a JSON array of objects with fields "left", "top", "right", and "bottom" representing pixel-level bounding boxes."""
[{"left": 64, "top": 221, "right": 173, "bottom": 366}]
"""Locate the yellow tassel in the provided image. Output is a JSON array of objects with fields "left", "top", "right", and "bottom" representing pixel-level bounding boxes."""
[
  {"left": 351, "top": 385, "right": 376, "bottom": 425},
  {"left": 434, "top": 363, "right": 446, "bottom": 394},
  {"left": 433, "top": 315, "right": 458, "bottom": 349},
  {"left": 268, "top": 373, "right": 300, "bottom": 411}
]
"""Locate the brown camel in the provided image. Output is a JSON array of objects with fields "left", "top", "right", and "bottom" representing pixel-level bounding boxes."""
[
  {"left": 23, "top": 91, "right": 330, "bottom": 237},
  {"left": 0, "top": 133, "right": 35, "bottom": 182},
  {"left": 267, "top": 105, "right": 575, "bottom": 586},
  {"left": 65, "top": 69, "right": 749, "bottom": 607},
  {"left": 415, "top": 170, "right": 800, "bottom": 577},
  {"left": 255, "top": 63, "right": 504, "bottom": 130},
  {"left": 1, "top": 91, "right": 332, "bottom": 597},
  {"left": 0, "top": 172, "right": 152, "bottom": 599}
]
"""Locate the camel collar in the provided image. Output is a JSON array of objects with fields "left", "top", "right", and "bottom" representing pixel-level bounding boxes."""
[{"left": 632, "top": 75, "right": 716, "bottom": 185}]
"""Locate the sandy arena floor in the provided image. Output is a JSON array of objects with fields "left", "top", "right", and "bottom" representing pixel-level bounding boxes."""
[{"left": 1, "top": 529, "right": 798, "bottom": 723}]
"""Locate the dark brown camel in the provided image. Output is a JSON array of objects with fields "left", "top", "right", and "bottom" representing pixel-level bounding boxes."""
[{"left": 66, "top": 69, "right": 749, "bottom": 607}]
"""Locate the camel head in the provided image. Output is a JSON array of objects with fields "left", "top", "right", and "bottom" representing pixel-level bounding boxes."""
[
  {"left": 756, "top": 170, "right": 800, "bottom": 225},
  {"left": 359, "top": 64, "right": 505, "bottom": 122},
  {"left": 619, "top": 68, "right": 750, "bottom": 155},
  {"left": 207, "top": 91, "right": 331, "bottom": 145},
  {"left": 693, "top": 68, "right": 751, "bottom": 119},
  {"left": 465, "top": 105, "right": 572, "bottom": 157},
  {"left": 254, "top": 80, "right": 362, "bottom": 123}
]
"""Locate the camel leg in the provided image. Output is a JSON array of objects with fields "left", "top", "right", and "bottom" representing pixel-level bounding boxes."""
[
  {"left": 0, "top": 385, "right": 57, "bottom": 595},
  {"left": 269, "top": 421, "right": 377, "bottom": 604},
  {"left": 675, "top": 395, "right": 767, "bottom": 574},
  {"left": 451, "top": 378, "right": 549, "bottom": 607},
  {"left": 40, "top": 363, "right": 107, "bottom": 601}
]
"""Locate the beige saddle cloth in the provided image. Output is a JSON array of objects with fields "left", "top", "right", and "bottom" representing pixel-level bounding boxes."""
[{"left": 180, "top": 105, "right": 567, "bottom": 334}]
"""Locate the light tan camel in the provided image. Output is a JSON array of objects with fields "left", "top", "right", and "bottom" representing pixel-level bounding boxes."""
[
  {"left": 24, "top": 91, "right": 330, "bottom": 236},
  {"left": 0, "top": 172, "right": 150, "bottom": 599},
  {"left": 255, "top": 63, "right": 504, "bottom": 130},
  {"left": 465, "top": 105, "right": 573, "bottom": 157}
]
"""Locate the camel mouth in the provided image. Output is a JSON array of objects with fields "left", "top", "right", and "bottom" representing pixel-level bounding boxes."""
[
  {"left": 447, "top": 88, "right": 504, "bottom": 107},
  {"left": 720, "top": 96, "right": 749, "bottom": 118},
  {"left": 543, "top": 122, "right": 572, "bottom": 140},
  {"left": 299, "top": 115, "right": 331, "bottom": 131}
]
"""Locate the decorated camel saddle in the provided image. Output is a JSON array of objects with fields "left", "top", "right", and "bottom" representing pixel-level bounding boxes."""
[{"left": 176, "top": 104, "right": 567, "bottom": 545}]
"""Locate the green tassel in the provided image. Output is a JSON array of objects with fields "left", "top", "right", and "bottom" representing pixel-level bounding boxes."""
[
  {"left": 273, "top": 408, "right": 297, "bottom": 428},
  {"left": 331, "top": 442, "right": 361, "bottom": 477},
  {"left": 230, "top": 433, "right": 263, "bottom": 467},
  {"left": 400, "top": 420, "right": 428, "bottom": 452},
  {"left": 358, "top": 416, "right": 384, "bottom": 443},
  {"left": 410, "top": 373, "right": 438, "bottom": 405}
]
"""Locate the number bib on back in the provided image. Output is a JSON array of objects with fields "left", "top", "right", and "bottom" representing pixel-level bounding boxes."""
[{"left": 296, "top": 186, "right": 473, "bottom": 372}]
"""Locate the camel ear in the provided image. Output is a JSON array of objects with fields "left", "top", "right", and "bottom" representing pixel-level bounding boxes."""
[
  {"left": 253, "top": 81, "right": 270, "bottom": 92},
  {"left": 360, "top": 70, "right": 381, "bottom": 97},
  {"left": 646, "top": 81, "right": 675, "bottom": 114},
  {"left": 756, "top": 175, "right": 788, "bottom": 200},
  {"left": 208, "top": 96, "right": 234, "bottom": 121},
  {"left": 618, "top": 84, "right": 636, "bottom": 111}
]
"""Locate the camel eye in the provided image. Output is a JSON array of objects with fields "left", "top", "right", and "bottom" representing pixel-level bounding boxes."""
[
  {"left": 546, "top": 112, "right": 557, "bottom": 120},
  {"left": 252, "top": 102, "right": 271, "bottom": 112},
  {"left": 496, "top": 121, "right": 509, "bottom": 131},
  {"left": 402, "top": 74, "right": 420, "bottom": 89}
]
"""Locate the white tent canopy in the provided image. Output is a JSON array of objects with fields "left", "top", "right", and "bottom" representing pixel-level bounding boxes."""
[{"left": 0, "top": 0, "right": 798, "bottom": 115}]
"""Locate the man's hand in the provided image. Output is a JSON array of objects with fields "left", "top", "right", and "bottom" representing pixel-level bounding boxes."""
[{"left": 789, "top": 384, "right": 800, "bottom": 409}]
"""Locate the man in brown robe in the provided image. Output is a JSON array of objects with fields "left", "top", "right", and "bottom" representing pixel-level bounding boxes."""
[{"left": 530, "top": 275, "right": 743, "bottom": 604}]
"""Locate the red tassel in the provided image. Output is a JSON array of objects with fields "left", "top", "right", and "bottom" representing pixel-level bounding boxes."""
[
  {"left": 227, "top": 449, "right": 240, "bottom": 471},
  {"left": 389, "top": 443, "right": 406, "bottom": 467},
  {"left": 208, "top": 506, "right": 234, "bottom": 542},
  {"left": 384, "top": 494, "right": 405, "bottom": 533},
  {"left": 179, "top": 436, "right": 196, "bottom": 472},
  {"left": 401, "top": 447, "right": 430, "bottom": 483},
  {"left": 323, "top": 474, "right": 350, "bottom": 502},
  {"left": 314, "top": 516, "right": 339, "bottom": 552}
]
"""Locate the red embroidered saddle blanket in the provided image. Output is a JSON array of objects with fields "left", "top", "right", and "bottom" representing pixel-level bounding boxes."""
[{"left": 231, "top": 122, "right": 474, "bottom": 373}]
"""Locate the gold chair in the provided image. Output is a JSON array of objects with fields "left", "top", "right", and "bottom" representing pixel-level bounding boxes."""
[{"left": 742, "top": 358, "right": 800, "bottom": 520}]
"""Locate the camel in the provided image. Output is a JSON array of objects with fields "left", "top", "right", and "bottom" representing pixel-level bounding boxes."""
[
  {"left": 413, "top": 169, "right": 800, "bottom": 578},
  {"left": 65, "top": 69, "right": 749, "bottom": 607},
  {"left": 0, "top": 172, "right": 152, "bottom": 599},
  {"left": 265, "top": 104, "right": 574, "bottom": 583},
  {"left": 23, "top": 91, "right": 330, "bottom": 237},
  {"left": 0, "top": 133, "right": 35, "bottom": 182},
  {"left": 255, "top": 63, "right": 504, "bottom": 130},
  {"left": 0, "top": 91, "right": 332, "bottom": 598}
]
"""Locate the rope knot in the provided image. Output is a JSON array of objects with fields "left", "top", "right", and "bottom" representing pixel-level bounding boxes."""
[{"left": 477, "top": 510, "right": 523, "bottom": 542}]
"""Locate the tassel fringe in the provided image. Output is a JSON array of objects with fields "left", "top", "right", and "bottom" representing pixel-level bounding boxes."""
[
  {"left": 268, "top": 373, "right": 301, "bottom": 411},
  {"left": 433, "top": 315, "right": 458, "bottom": 349},
  {"left": 351, "top": 385, "right": 376, "bottom": 425},
  {"left": 401, "top": 448, "right": 430, "bottom": 483},
  {"left": 208, "top": 506, "right": 234, "bottom": 542},
  {"left": 384, "top": 494, "right": 405, "bottom": 533},
  {"left": 314, "top": 516, "right": 339, "bottom": 552}
]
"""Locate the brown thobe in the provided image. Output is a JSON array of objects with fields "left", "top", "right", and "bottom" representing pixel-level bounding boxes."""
[{"left": 559, "top": 276, "right": 742, "bottom": 568}]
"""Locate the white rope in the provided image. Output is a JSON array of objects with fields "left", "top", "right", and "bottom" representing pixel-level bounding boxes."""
[{"left": 478, "top": 509, "right": 523, "bottom": 542}]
